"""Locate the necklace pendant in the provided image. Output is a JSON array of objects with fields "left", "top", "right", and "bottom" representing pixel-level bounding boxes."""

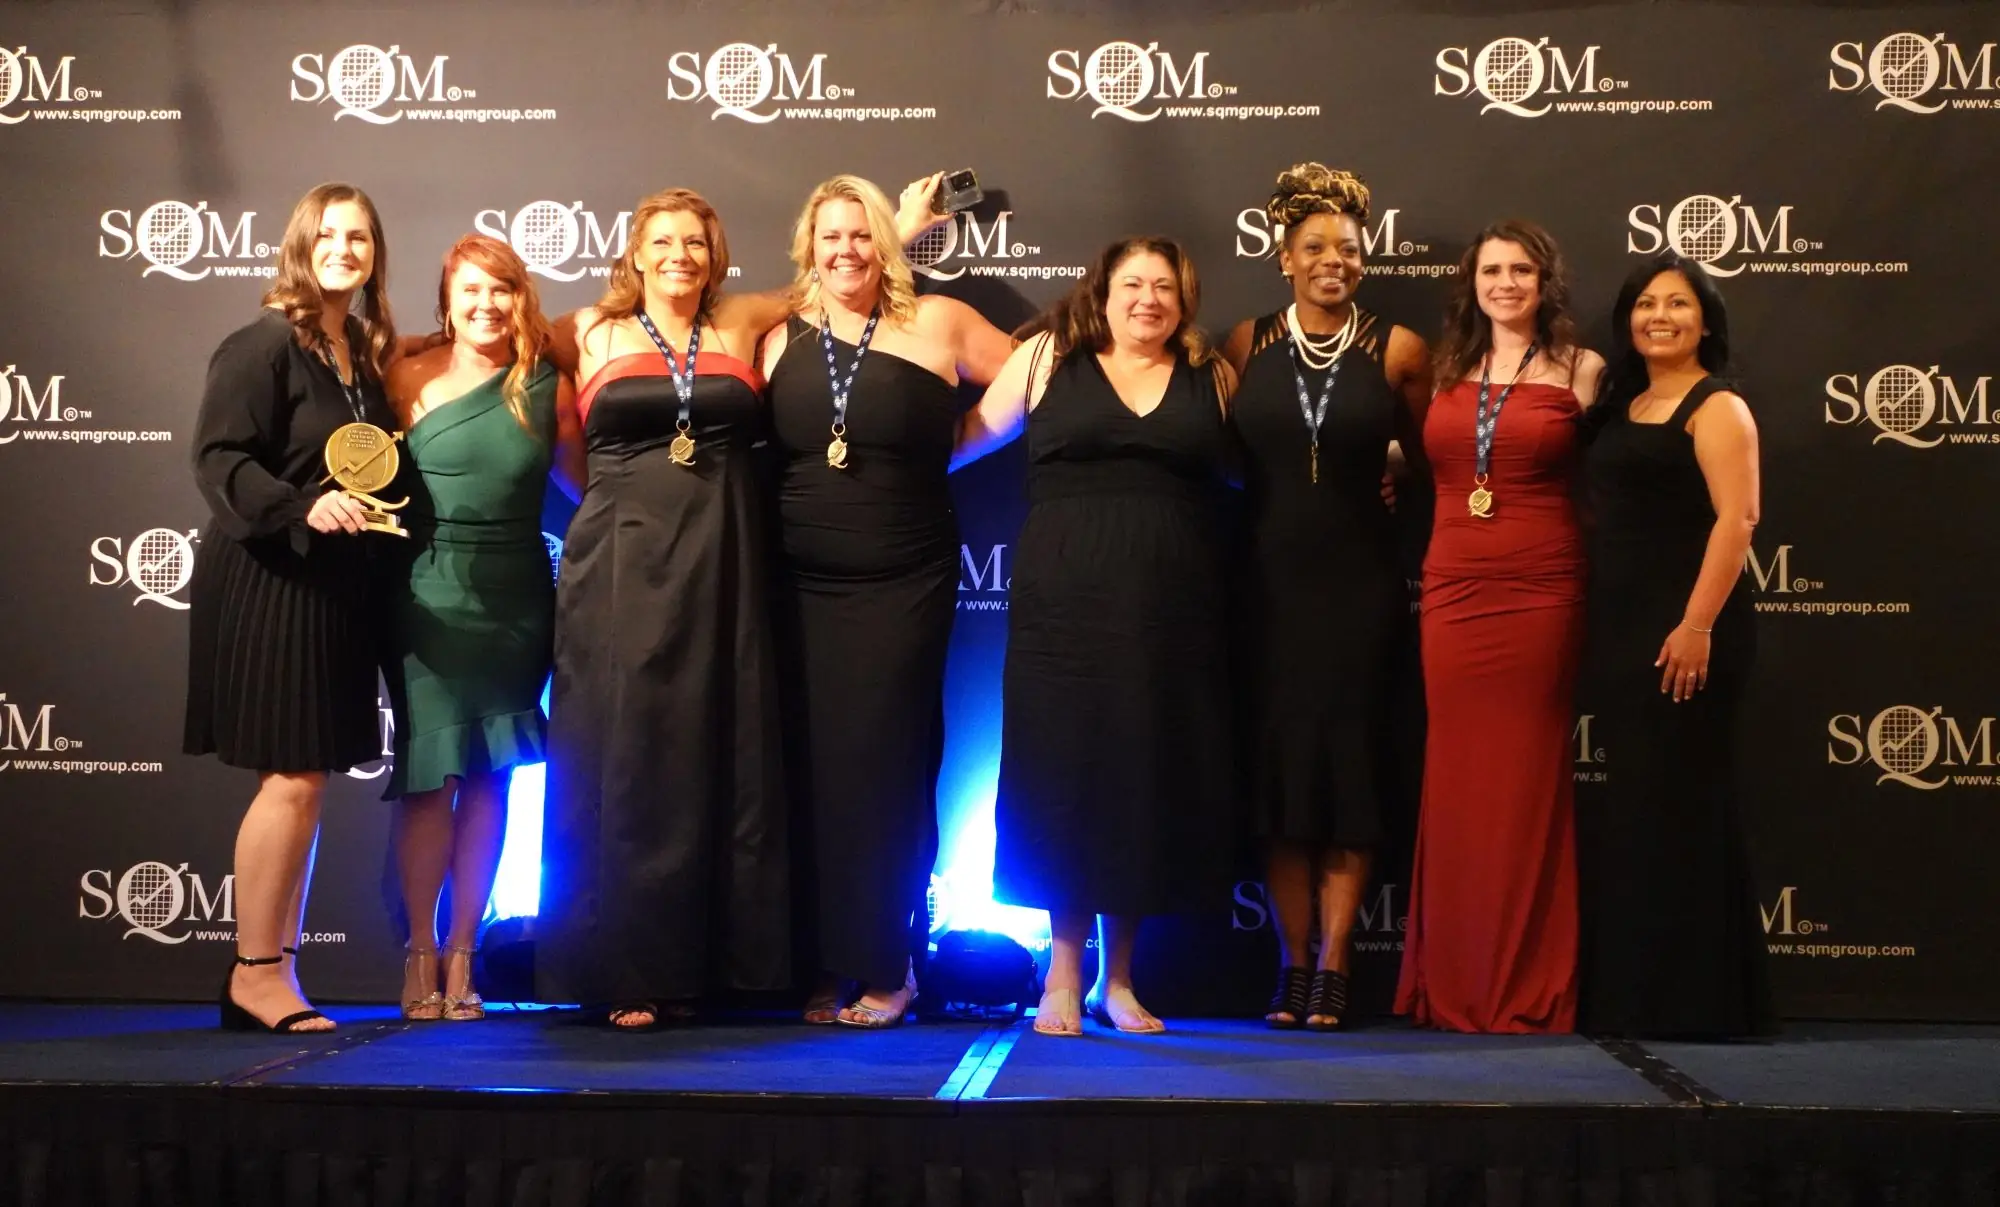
[
  {"left": 1468, "top": 485, "right": 1494, "bottom": 518},
  {"left": 827, "top": 434, "right": 850, "bottom": 470},
  {"left": 669, "top": 433, "right": 697, "bottom": 467},
  {"left": 1310, "top": 442, "right": 1319, "bottom": 484}
]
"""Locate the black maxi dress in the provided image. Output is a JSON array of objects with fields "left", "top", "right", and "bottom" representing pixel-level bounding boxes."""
[
  {"left": 994, "top": 345, "right": 1236, "bottom": 915},
  {"left": 538, "top": 348, "right": 791, "bottom": 1007},
  {"left": 185, "top": 310, "right": 397, "bottom": 773},
  {"left": 767, "top": 315, "right": 960, "bottom": 991},
  {"left": 1577, "top": 376, "right": 1773, "bottom": 1037}
]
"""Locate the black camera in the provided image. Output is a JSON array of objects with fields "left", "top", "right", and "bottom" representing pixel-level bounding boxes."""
[{"left": 935, "top": 169, "right": 984, "bottom": 215}]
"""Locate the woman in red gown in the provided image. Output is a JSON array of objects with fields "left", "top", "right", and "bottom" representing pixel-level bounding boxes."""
[{"left": 1395, "top": 220, "right": 1604, "bottom": 1034}]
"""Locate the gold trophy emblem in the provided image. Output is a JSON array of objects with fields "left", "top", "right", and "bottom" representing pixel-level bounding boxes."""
[{"left": 322, "top": 422, "right": 410, "bottom": 537}]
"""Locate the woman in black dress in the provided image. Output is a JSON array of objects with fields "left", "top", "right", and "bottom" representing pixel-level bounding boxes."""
[
  {"left": 186, "top": 183, "right": 399, "bottom": 1034},
  {"left": 1577, "top": 251, "right": 1772, "bottom": 1037},
  {"left": 536, "top": 189, "right": 796, "bottom": 1028},
  {"left": 760, "top": 175, "right": 1013, "bottom": 1028},
  {"left": 959, "top": 237, "right": 1237, "bottom": 1036},
  {"left": 1219, "top": 164, "right": 1432, "bottom": 1031}
]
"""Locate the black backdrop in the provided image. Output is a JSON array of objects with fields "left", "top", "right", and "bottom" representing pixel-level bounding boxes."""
[{"left": 1, "top": 0, "right": 1995, "bottom": 1022}]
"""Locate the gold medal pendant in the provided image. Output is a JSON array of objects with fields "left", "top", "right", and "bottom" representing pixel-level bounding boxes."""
[
  {"left": 669, "top": 431, "right": 697, "bottom": 467},
  {"left": 1468, "top": 479, "right": 1495, "bottom": 519},
  {"left": 827, "top": 427, "right": 850, "bottom": 470}
]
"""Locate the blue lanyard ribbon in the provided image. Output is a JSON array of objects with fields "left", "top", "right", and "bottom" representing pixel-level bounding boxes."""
[
  {"left": 820, "top": 307, "right": 881, "bottom": 434},
  {"left": 1474, "top": 344, "right": 1539, "bottom": 479},
  {"left": 635, "top": 311, "right": 699, "bottom": 431}
]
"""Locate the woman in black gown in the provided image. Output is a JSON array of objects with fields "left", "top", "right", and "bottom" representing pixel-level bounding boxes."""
[
  {"left": 1577, "top": 251, "right": 1772, "bottom": 1037},
  {"left": 760, "top": 175, "right": 1013, "bottom": 1028},
  {"left": 1219, "top": 164, "right": 1432, "bottom": 1031},
  {"left": 537, "top": 189, "right": 794, "bottom": 1026},
  {"left": 958, "top": 237, "right": 1237, "bottom": 1036},
  {"left": 186, "top": 183, "right": 398, "bottom": 1034}
]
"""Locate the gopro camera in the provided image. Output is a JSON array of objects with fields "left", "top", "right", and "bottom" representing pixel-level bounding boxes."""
[{"left": 936, "top": 169, "right": 984, "bottom": 215}]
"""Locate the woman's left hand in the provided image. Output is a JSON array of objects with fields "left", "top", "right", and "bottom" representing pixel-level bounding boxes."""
[
  {"left": 1655, "top": 623, "right": 1711, "bottom": 702},
  {"left": 895, "top": 172, "right": 950, "bottom": 244}
]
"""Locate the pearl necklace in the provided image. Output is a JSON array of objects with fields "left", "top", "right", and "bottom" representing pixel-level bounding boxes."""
[{"left": 1286, "top": 303, "right": 1358, "bottom": 371}]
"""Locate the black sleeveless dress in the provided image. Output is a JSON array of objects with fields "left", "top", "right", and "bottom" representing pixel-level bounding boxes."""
[
  {"left": 1577, "top": 376, "right": 1772, "bottom": 1037},
  {"left": 1233, "top": 309, "right": 1405, "bottom": 845},
  {"left": 994, "top": 345, "right": 1235, "bottom": 915},
  {"left": 768, "top": 315, "right": 959, "bottom": 991},
  {"left": 538, "top": 349, "right": 791, "bottom": 1007}
]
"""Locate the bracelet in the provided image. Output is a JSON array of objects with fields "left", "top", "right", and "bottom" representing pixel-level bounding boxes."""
[{"left": 1686, "top": 622, "right": 1713, "bottom": 634}]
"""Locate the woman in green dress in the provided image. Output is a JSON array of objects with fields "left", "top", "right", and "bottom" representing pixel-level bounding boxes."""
[{"left": 383, "top": 234, "right": 583, "bottom": 1020}]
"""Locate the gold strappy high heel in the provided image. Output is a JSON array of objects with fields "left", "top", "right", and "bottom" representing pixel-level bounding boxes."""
[
  {"left": 402, "top": 945, "right": 443, "bottom": 1021},
  {"left": 441, "top": 944, "right": 485, "bottom": 1022}
]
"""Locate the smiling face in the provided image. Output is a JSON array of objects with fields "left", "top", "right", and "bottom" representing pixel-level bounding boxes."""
[
  {"left": 447, "top": 259, "right": 517, "bottom": 353},
  {"left": 812, "top": 197, "right": 882, "bottom": 307},
  {"left": 1629, "top": 269, "right": 1705, "bottom": 366},
  {"left": 1103, "top": 250, "right": 1183, "bottom": 350},
  {"left": 312, "top": 199, "right": 375, "bottom": 296},
  {"left": 635, "top": 207, "right": 711, "bottom": 305},
  {"left": 1279, "top": 212, "right": 1364, "bottom": 312},
  {"left": 1473, "top": 237, "right": 1542, "bottom": 330}
]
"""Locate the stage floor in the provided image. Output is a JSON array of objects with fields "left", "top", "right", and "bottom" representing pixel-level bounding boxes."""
[{"left": 4, "top": 1005, "right": 1998, "bottom": 1205}]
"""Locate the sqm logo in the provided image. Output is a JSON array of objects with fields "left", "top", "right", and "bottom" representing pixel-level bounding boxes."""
[
  {"left": 474, "top": 203, "right": 630, "bottom": 283},
  {"left": 78, "top": 863, "right": 233, "bottom": 944},
  {"left": 1433, "top": 37, "right": 1622, "bottom": 117},
  {"left": 1744, "top": 544, "right": 1822, "bottom": 594},
  {"left": 0, "top": 693, "right": 72, "bottom": 753},
  {"left": 0, "top": 45, "right": 101, "bottom": 124},
  {"left": 1829, "top": 33, "right": 1998, "bottom": 113},
  {"left": 1824, "top": 365, "right": 1992, "bottom": 448},
  {"left": 1626, "top": 195, "right": 1820, "bottom": 278},
  {"left": 98, "top": 203, "right": 267, "bottom": 281},
  {"left": 1828, "top": 705, "right": 1996, "bottom": 789},
  {"left": 958, "top": 544, "right": 1010, "bottom": 593},
  {"left": 665, "top": 44, "right": 844, "bottom": 123},
  {"left": 0, "top": 363, "right": 78, "bottom": 445},
  {"left": 1046, "top": 41, "right": 1235, "bottom": 121},
  {"left": 543, "top": 532, "right": 565, "bottom": 586},
  {"left": 1233, "top": 208, "right": 1429, "bottom": 260},
  {"left": 290, "top": 45, "right": 466, "bottom": 124},
  {"left": 1760, "top": 886, "right": 1824, "bottom": 936},
  {"left": 909, "top": 213, "right": 1038, "bottom": 281},
  {"left": 344, "top": 697, "right": 398, "bottom": 780},
  {"left": 90, "top": 529, "right": 199, "bottom": 610},
  {"left": 1573, "top": 714, "right": 1604, "bottom": 765}
]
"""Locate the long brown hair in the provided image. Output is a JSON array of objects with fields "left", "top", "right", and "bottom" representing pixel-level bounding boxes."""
[
  {"left": 1044, "top": 236, "right": 1213, "bottom": 364},
  {"left": 592, "top": 188, "right": 731, "bottom": 327},
  {"left": 1433, "top": 218, "right": 1580, "bottom": 388},
  {"left": 435, "top": 234, "right": 551, "bottom": 433},
  {"left": 262, "top": 183, "right": 395, "bottom": 380}
]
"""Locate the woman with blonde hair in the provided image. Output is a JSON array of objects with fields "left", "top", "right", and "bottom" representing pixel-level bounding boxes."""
[
  {"left": 956, "top": 236, "right": 1237, "bottom": 1036},
  {"left": 381, "top": 234, "right": 582, "bottom": 1022},
  {"left": 759, "top": 174, "right": 1014, "bottom": 1028},
  {"left": 186, "top": 182, "right": 398, "bottom": 1033}
]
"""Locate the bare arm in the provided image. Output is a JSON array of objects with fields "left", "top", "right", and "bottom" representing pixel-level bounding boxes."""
[
  {"left": 1218, "top": 319, "right": 1254, "bottom": 381},
  {"left": 1657, "top": 390, "right": 1760, "bottom": 701},
  {"left": 1210, "top": 354, "right": 1239, "bottom": 418},
  {"left": 551, "top": 372, "right": 585, "bottom": 503},
  {"left": 1385, "top": 324, "right": 1434, "bottom": 482},
  {"left": 547, "top": 310, "right": 585, "bottom": 379},
  {"left": 1570, "top": 348, "right": 1608, "bottom": 410},
  {"left": 953, "top": 332, "right": 1055, "bottom": 470},
  {"left": 926, "top": 295, "right": 1016, "bottom": 387}
]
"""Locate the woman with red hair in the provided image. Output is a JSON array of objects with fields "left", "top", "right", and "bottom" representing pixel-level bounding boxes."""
[{"left": 382, "top": 234, "right": 582, "bottom": 1021}]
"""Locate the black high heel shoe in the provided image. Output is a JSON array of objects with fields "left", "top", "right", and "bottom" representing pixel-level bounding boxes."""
[
  {"left": 1304, "top": 969, "right": 1349, "bottom": 1032},
  {"left": 1265, "top": 966, "right": 1311, "bottom": 1029},
  {"left": 219, "top": 953, "right": 333, "bottom": 1034}
]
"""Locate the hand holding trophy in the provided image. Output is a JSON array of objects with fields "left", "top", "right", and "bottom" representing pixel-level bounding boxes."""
[{"left": 320, "top": 422, "right": 410, "bottom": 537}]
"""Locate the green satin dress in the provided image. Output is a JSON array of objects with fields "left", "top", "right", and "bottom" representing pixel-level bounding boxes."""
[{"left": 385, "top": 362, "right": 558, "bottom": 797}]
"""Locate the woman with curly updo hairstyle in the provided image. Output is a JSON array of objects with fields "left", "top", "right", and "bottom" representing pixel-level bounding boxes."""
[
  {"left": 1219, "top": 163, "right": 1433, "bottom": 1031},
  {"left": 1394, "top": 219, "right": 1605, "bottom": 1034}
]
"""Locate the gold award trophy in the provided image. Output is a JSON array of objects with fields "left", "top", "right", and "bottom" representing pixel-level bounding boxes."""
[{"left": 321, "top": 422, "right": 410, "bottom": 537}]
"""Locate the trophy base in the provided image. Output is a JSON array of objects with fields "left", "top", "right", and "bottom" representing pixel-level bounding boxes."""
[{"left": 360, "top": 514, "right": 409, "bottom": 538}]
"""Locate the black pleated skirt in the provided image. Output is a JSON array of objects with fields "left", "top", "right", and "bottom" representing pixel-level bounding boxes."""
[{"left": 183, "top": 527, "right": 383, "bottom": 773}]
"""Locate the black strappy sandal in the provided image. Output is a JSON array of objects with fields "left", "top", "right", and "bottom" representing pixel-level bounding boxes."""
[
  {"left": 1265, "top": 966, "right": 1311, "bottom": 1029},
  {"left": 219, "top": 953, "right": 333, "bottom": 1033},
  {"left": 1305, "top": 969, "right": 1349, "bottom": 1032}
]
